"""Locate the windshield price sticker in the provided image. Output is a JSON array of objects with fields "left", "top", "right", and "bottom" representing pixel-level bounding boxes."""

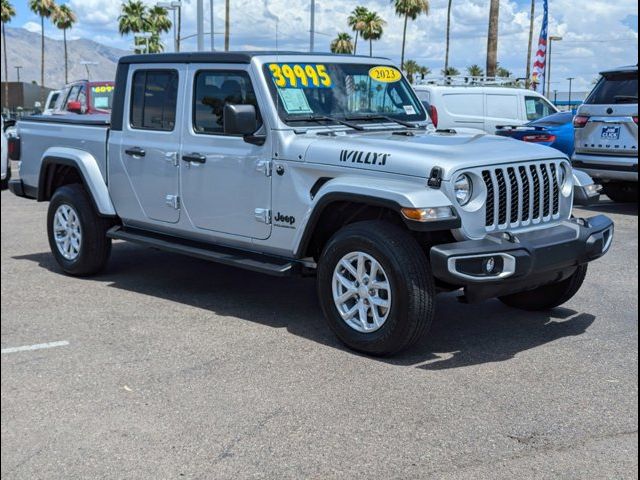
[
  {"left": 92, "top": 85, "right": 114, "bottom": 93},
  {"left": 369, "top": 66, "right": 402, "bottom": 83},
  {"left": 268, "top": 64, "right": 332, "bottom": 89}
]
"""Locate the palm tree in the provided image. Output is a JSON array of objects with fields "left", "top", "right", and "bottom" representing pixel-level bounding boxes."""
[
  {"left": 360, "top": 10, "right": 385, "bottom": 57},
  {"left": 486, "top": 0, "right": 499, "bottom": 77},
  {"left": 496, "top": 65, "right": 512, "bottom": 78},
  {"left": 466, "top": 64, "right": 484, "bottom": 77},
  {"left": 118, "top": 0, "right": 147, "bottom": 51},
  {"left": 444, "top": 0, "right": 452, "bottom": 76},
  {"left": 418, "top": 65, "right": 431, "bottom": 81},
  {"left": 330, "top": 33, "right": 354, "bottom": 54},
  {"left": 403, "top": 59, "right": 420, "bottom": 84},
  {"left": 347, "top": 6, "right": 368, "bottom": 55},
  {"left": 392, "top": 0, "right": 429, "bottom": 70},
  {"left": 442, "top": 66, "right": 459, "bottom": 76},
  {"left": 145, "top": 6, "right": 171, "bottom": 53},
  {"left": 1, "top": 0, "right": 16, "bottom": 111},
  {"left": 51, "top": 4, "right": 76, "bottom": 84},
  {"left": 525, "top": 0, "right": 535, "bottom": 87},
  {"left": 29, "top": 0, "right": 56, "bottom": 104}
]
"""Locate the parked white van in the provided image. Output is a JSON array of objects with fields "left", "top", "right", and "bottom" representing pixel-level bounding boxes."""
[{"left": 413, "top": 85, "right": 558, "bottom": 133}]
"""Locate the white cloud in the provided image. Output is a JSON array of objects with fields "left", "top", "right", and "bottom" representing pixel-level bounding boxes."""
[
  {"left": 26, "top": 0, "right": 638, "bottom": 90},
  {"left": 22, "top": 21, "right": 41, "bottom": 34}
]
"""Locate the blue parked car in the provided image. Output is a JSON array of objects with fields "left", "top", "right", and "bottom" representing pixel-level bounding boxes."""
[{"left": 495, "top": 111, "right": 575, "bottom": 156}]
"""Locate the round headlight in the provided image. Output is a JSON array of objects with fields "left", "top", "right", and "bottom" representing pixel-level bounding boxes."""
[
  {"left": 559, "top": 163, "right": 573, "bottom": 196},
  {"left": 454, "top": 174, "right": 473, "bottom": 206},
  {"left": 558, "top": 163, "right": 567, "bottom": 186}
]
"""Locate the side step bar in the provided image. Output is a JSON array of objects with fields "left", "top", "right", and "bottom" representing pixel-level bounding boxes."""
[{"left": 107, "top": 226, "right": 297, "bottom": 277}]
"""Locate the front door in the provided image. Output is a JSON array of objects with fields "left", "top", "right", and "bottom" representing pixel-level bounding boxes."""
[
  {"left": 118, "top": 65, "right": 184, "bottom": 224},
  {"left": 179, "top": 65, "right": 272, "bottom": 240}
]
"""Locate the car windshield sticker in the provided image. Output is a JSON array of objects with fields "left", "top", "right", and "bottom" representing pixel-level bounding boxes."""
[
  {"left": 403, "top": 105, "right": 416, "bottom": 115},
  {"left": 369, "top": 66, "right": 402, "bottom": 83},
  {"left": 268, "top": 63, "right": 332, "bottom": 89},
  {"left": 525, "top": 99, "right": 537, "bottom": 115},
  {"left": 94, "top": 97, "right": 109, "bottom": 109},
  {"left": 278, "top": 88, "right": 313, "bottom": 114}
]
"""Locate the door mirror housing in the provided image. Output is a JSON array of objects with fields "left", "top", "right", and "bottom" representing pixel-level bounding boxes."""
[
  {"left": 67, "top": 101, "right": 83, "bottom": 114},
  {"left": 224, "top": 104, "right": 258, "bottom": 136}
]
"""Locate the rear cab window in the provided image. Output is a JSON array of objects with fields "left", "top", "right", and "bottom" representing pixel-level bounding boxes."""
[
  {"left": 586, "top": 72, "right": 638, "bottom": 105},
  {"left": 130, "top": 70, "right": 179, "bottom": 131}
]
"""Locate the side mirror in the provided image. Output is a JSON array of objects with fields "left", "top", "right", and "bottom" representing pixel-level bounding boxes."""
[
  {"left": 223, "top": 104, "right": 258, "bottom": 136},
  {"left": 67, "top": 101, "right": 82, "bottom": 113}
]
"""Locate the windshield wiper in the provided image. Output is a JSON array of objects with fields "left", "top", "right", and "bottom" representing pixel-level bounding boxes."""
[
  {"left": 345, "top": 114, "right": 422, "bottom": 129},
  {"left": 286, "top": 115, "right": 364, "bottom": 131}
]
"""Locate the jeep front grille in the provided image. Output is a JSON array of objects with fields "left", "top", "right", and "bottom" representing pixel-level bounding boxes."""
[{"left": 481, "top": 161, "right": 562, "bottom": 231}]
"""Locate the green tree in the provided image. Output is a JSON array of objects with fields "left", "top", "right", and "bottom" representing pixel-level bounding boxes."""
[
  {"left": 486, "top": 0, "right": 499, "bottom": 77},
  {"left": 466, "top": 64, "right": 484, "bottom": 77},
  {"left": 443, "top": 0, "right": 452, "bottom": 77},
  {"left": 418, "top": 65, "right": 431, "bottom": 80},
  {"left": 496, "top": 65, "right": 512, "bottom": 78},
  {"left": 403, "top": 59, "right": 420, "bottom": 84},
  {"left": 119, "top": 1, "right": 172, "bottom": 54},
  {"left": 347, "top": 6, "right": 368, "bottom": 55},
  {"left": 442, "top": 66, "right": 459, "bottom": 76},
  {"left": 330, "top": 32, "right": 354, "bottom": 54},
  {"left": 51, "top": 4, "right": 76, "bottom": 84},
  {"left": 29, "top": 0, "right": 56, "bottom": 103},
  {"left": 1, "top": 0, "right": 16, "bottom": 110},
  {"left": 360, "top": 10, "right": 386, "bottom": 57},
  {"left": 145, "top": 6, "right": 171, "bottom": 53},
  {"left": 119, "top": 0, "right": 147, "bottom": 52},
  {"left": 392, "top": 0, "right": 429, "bottom": 70}
]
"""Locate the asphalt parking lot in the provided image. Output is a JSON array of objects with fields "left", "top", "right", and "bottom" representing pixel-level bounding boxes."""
[{"left": 1, "top": 184, "right": 638, "bottom": 479}]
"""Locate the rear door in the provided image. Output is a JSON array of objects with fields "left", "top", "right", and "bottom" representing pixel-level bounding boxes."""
[
  {"left": 575, "top": 71, "right": 638, "bottom": 157},
  {"left": 116, "top": 65, "right": 184, "bottom": 224}
]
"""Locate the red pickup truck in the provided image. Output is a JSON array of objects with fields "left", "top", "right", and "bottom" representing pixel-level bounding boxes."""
[{"left": 54, "top": 80, "right": 115, "bottom": 115}]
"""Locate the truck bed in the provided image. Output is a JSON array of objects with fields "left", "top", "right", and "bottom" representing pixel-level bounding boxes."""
[{"left": 17, "top": 115, "right": 110, "bottom": 193}]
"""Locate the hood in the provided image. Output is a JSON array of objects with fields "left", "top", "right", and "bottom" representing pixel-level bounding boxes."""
[{"left": 301, "top": 129, "right": 564, "bottom": 181}]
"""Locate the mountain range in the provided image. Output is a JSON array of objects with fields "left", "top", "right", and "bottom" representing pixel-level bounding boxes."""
[{"left": 1, "top": 27, "right": 129, "bottom": 89}]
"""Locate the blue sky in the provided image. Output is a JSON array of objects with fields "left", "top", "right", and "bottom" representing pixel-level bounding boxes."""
[{"left": 6, "top": 0, "right": 639, "bottom": 91}]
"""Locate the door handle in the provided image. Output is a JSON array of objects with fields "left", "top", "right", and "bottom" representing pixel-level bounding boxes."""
[
  {"left": 182, "top": 153, "right": 207, "bottom": 164},
  {"left": 125, "top": 147, "right": 146, "bottom": 157}
]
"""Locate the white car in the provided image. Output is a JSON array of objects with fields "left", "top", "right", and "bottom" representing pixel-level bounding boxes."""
[
  {"left": 413, "top": 85, "right": 558, "bottom": 133},
  {"left": 42, "top": 90, "right": 62, "bottom": 115},
  {"left": 1, "top": 117, "right": 9, "bottom": 190}
]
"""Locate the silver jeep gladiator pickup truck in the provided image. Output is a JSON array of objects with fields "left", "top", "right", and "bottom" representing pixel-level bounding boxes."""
[{"left": 9, "top": 52, "right": 614, "bottom": 356}]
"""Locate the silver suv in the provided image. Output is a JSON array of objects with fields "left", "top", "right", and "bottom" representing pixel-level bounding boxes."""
[{"left": 573, "top": 65, "right": 638, "bottom": 202}]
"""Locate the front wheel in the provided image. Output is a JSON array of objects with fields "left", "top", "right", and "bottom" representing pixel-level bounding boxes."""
[
  {"left": 47, "top": 184, "right": 113, "bottom": 276},
  {"left": 602, "top": 182, "right": 637, "bottom": 203},
  {"left": 499, "top": 264, "right": 588, "bottom": 311},
  {"left": 317, "top": 221, "right": 435, "bottom": 356}
]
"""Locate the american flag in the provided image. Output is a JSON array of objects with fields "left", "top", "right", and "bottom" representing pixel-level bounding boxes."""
[{"left": 531, "top": 0, "right": 548, "bottom": 92}]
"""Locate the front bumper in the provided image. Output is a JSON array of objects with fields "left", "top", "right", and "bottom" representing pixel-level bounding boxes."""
[{"left": 430, "top": 215, "right": 614, "bottom": 302}]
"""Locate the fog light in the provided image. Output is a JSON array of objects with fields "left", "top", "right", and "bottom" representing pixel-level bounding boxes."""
[{"left": 484, "top": 257, "right": 496, "bottom": 274}]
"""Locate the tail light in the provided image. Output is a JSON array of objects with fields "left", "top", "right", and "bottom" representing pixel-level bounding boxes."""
[
  {"left": 430, "top": 105, "right": 439, "bottom": 129},
  {"left": 633, "top": 116, "right": 638, "bottom": 125},
  {"left": 522, "top": 134, "right": 557, "bottom": 143},
  {"left": 573, "top": 115, "right": 590, "bottom": 128},
  {"left": 8, "top": 136, "right": 20, "bottom": 161}
]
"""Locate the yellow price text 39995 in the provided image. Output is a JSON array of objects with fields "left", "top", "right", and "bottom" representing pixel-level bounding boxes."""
[{"left": 268, "top": 64, "right": 332, "bottom": 89}]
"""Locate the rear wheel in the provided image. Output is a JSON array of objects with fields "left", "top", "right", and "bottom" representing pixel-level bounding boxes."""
[
  {"left": 317, "top": 221, "right": 435, "bottom": 356},
  {"left": 602, "top": 182, "right": 637, "bottom": 203},
  {"left": 47, "top": 184, "right": 113, "bottom": 276},
  {"left": 499, "top": 264, "right": 588, "bottom": 311}
]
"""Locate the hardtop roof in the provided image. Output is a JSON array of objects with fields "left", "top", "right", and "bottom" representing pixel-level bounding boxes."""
[
  {"left": 118, "top": 51, "right": 390, "bottom": 65},
  {"left": 600, "top": 64, "right": 638, "bottom": 75}
]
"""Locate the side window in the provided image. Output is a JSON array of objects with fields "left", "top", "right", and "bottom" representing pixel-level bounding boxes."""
[
  {"left": 486, "top": 94, "right": 519, "bottom": 119},
  {"left": 130, "top": 69, "right": 178, "bottom": 131},
  {"left": 525, "top": 96, "right": 554, "bottom": 121},
  {"left": 193, "top": 70, "right": 261, "bottom": 135},
  {"left": 77, "top": 86, "right": 87, "bottom": 110},
  {"left": 64, "top": 85, "right": 81, "bottom": 109}
]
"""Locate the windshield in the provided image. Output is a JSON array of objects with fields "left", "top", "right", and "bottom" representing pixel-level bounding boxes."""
[
  {"left": 263, "top": 62, "right": 427, "bottom": 126},
  {"left": 90, "top": 84, "right": 114, "bottom": 111}
]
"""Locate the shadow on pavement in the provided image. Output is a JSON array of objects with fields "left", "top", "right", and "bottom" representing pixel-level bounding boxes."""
[
  {"left": 576, "top": 200, "right": 638, "bottom": 217},
  {"left": 15, "top": 242, "right": 597, "bottom": 369}
]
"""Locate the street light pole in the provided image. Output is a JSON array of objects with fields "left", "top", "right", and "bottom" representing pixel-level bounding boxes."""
[
  {"left": 14, "top": 66, "right": 23, "bottom": 83},
  {"left": 197, "top": 0, "right": 205, "bottom": 51},
  {"left": 210, "top": 0, "right": 215, "bottom": 51},
  {"left": 567, "top": 77, "right": 575, "bottom": 111},
  {"left": 546, "top": 35, "right": 562, "bottom": 99},
  {"left": 157, "top": 2, "right": 182, "bottom": 52},
  {"left": 309, "top": 0, "right": 315, "bottom": 52},
  {"left": 80, "top": 61, "right": 98, "bottom": 80}
]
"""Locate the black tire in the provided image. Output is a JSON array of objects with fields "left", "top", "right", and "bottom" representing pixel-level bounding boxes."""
[
  {"left": 1, "top": 162, "right": 11, "bottom": 190},
  {"left": 602, "top": 182, "right": 638, "bottom": 203},
  {"left": 317, "top": 220, "right": 435, "bottom": 356},
  {"left": 499, "top": 264, "right": 588, "bottom": 311},
  {"left": 47, "top": 184, "right": 113, "bottom": 276}
]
